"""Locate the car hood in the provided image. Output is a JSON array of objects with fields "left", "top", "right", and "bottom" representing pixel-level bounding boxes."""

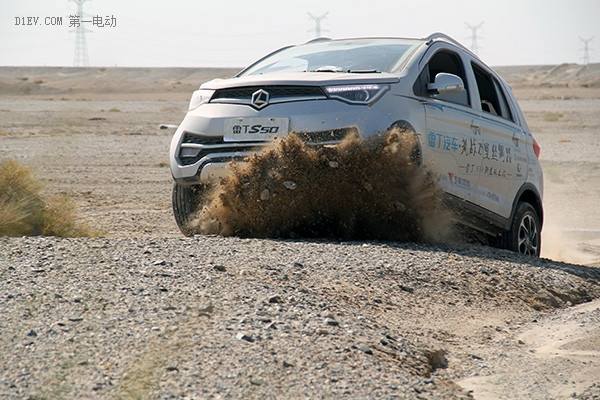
[{"left": 198, "top": 72, "right": 400, "bottom": 90}]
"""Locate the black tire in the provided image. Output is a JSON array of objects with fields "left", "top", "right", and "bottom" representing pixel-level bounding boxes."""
[
  {"left": 172, "top": 183, "right": 205, "bottom": 236},
  {"left": 501, "top": 202, "right": 541, "bottom": 257}
]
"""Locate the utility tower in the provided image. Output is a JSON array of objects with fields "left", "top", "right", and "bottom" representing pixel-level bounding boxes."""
[
  {"left": 466, "top": 22, "right": 484, "bottom": 55},
  {"left": 71, "top": 0, "right": 91, "bottom": 66},
  {"left": 579, "top": 36, "right": 594, "bottom": 65},
  {"left": 307, "top": 12, "right": 328, "bottom": 38}
]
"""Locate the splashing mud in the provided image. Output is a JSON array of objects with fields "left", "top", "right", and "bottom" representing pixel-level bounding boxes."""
[{"left": 189, "top": 128, "right": 454, "bottom": 242}]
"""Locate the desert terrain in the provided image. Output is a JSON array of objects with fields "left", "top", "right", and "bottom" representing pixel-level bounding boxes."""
[{"left": 0, "top": 64, "right": 599, "bottom": 399}]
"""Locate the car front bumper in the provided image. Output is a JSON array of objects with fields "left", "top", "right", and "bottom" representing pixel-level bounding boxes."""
[{"left": 169, "top": 99, "right": 399, "bottom": 183}]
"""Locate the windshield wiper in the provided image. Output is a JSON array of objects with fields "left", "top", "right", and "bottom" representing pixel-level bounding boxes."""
[
  {"left": 309, "top": 66, "right": 381, "bottom": 73},
  {"left": 348, "top": 69, "right": 381, "bottom": 73}
]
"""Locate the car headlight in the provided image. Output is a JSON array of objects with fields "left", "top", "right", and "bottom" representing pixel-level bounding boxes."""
[
  {"left": 188, "top": 89, "right": 215, "bottom": 110},
  {"left": 324, "top": 84, "right": 389, "bottom": 104}
]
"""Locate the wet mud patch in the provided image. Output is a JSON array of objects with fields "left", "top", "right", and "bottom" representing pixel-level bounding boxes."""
[{"left": 191, "top": 129, "right": 453, "bottom": 242}]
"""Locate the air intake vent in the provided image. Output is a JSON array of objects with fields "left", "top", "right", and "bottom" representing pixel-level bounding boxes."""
[{"left": 211, "top": 85, "right": 327, "bottom": 108}]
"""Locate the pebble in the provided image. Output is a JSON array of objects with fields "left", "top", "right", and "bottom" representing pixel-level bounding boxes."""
[
  {"left": 282, "top": 181, "right": 297, "bottom": 190},
  {"left": 260, "top": 189, "right": 270, "bottom": 200},
  {"left": 236, "top": 332, "right": 254, "bottom": 342}
]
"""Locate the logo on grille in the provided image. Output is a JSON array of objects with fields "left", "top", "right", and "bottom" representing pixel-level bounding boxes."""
[{"left": 251, "top": 89, "right": 270, "bottom": 109}]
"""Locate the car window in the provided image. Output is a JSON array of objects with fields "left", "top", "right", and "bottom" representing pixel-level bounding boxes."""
[
  {"left": 414, "top": 50, "right": 470, "bottom": 107},
  {"left": 471, "top": 63, "right": 514, "bottom": 122},
  {"left": 492, "top": 78, "right": 514, "bottom": 122},
  {"left": 239, "top": 39, "right": 421, "bottom": 76}
]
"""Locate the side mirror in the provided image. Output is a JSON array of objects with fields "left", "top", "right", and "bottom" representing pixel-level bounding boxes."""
[{"left": 427, "top": 73, "right": 465, "bottom": 95}]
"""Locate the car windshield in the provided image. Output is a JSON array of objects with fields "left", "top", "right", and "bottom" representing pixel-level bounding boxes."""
[{"left": 238, "top": 38, "right": 422, "bottom": 76}]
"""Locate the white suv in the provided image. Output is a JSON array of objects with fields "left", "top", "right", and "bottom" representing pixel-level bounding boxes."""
[{"left": 169, "top": 33, "right": 543, "bottom": 256}]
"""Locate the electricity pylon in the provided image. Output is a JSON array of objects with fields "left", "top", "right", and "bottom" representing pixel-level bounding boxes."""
[
  {"left": 70, "top": 0, "right": 91, "bottom": 66},
  {"left": 579, "top": 36, "right": 594, "bottom": 65},
  {"left": 466, "top": 22, "right": 484, "bottom": 55},
  {"left": 308, "top": 12, "right": 328, "bottom": 38}
]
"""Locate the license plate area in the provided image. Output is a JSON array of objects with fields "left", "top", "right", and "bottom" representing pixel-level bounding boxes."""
[{"left": 223, "top": 117, "right": 289, "bottom": 142}]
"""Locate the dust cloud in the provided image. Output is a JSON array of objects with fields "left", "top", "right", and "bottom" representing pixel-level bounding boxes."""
[{"left": 189, "top": 128, "right": 455, "bottom": 243}]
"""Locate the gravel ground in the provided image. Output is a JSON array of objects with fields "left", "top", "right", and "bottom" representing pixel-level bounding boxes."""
[{"left": 1, "top": 236, "right": 600, "bottom": 399}]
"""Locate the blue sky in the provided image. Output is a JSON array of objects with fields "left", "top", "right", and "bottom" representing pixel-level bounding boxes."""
[{"left": 1, "top": 0, "right": 598, "bottom": 67}]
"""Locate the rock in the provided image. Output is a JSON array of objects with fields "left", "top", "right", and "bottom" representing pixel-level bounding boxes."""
[
  {"left": 399, "top": 284, "right": 414, "bottom": 293},
  {"left": 260, "top": 189, "right": 270, "bottom": 200},
  {"left": 423, "top": 348, "right": 448, "bottom": 371},
  {"left": 325, "top": 318, "right": 339, "bottom": 327},
  {"left": 282, "top": 181, "right": 297, "bottom": 190},
  {"left": 268, "top": 295, "right": 283, "bottom": 304},
  {"left": 328, "top": 160, "right": 339, "bottom": 168},
  {"left": 27, "top": 329, "right": 37, "bottom": 337},
  {"left": 394, "top": 201, "right": 406, "bottom": 212},
  {"left": 236, "top": 332, "right": 254, "bottom": 342},
  {"left": 213, "top": 264, "right": 226, "bottom": 272},
  {"left": 282, "top": 359, "right": 296, "bottom": 368},
  {"left": 359, "top": 344, "right": 373, "bottom": 355},
  {"left": 198, "top": 302, "right": 214, "bottom": 316}
]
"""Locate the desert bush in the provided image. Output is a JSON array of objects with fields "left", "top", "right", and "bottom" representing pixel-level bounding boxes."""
[
  {"left": 543, "top": 112, "right": 563, "bottom": 122},
  {"left": 0, "top": 159, "right": 97, "bottom": 237}
]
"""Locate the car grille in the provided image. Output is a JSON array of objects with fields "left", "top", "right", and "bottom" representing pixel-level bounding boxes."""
[
  {"left": 177, "top": 128, "right": 356, "bottom": 166},
  {"left": 210, "top": 85, "right": 327, "bottom": 107}
]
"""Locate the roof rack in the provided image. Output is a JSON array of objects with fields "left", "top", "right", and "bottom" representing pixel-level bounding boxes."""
[
  {"left": 306, "top": 37, "right": 332, "bottom": 44},
  {"left": 425, "top": 32, "right": 471, "bottom": 54}
]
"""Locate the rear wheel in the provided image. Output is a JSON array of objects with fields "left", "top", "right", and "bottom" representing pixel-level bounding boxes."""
[
  {"left": 501, "top": 202, "right": 541, "bottom": 256},
  {"left": 172, "top": 183, "right": 206, "bottom": 236}
]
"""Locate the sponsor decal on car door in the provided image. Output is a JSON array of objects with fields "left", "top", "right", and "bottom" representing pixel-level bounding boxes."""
[
  {"left": 474, "top": 117, "right": 524, "bottom": 218},
  {"left": 423, "top": 101, "right": 482, "bottom": 201}
]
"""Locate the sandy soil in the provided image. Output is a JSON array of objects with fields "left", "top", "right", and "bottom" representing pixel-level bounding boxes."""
[{"left": 1, "top": 65, "right": 599, "bottom": 399}]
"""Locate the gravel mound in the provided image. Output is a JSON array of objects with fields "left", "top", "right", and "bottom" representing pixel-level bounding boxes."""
[{"left": 2, "top": 236, "right": 599, "bottom": 399}]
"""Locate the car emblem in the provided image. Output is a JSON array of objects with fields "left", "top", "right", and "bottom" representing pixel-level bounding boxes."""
[{"left": 251, "top": 89, "right": 270, "bottom": 109}]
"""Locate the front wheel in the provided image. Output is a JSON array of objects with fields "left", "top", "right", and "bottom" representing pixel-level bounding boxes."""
[
  {"left": 501, "top": 202, "right": 541, "bottom": 257},
  {"left": 172, "top": 183, "right": 206, "bottom": 236}
]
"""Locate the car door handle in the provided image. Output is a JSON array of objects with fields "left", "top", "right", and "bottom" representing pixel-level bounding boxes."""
[
  {"left": 512, "top": 132, "right": 521, "bottom": 147},
  {"left": 471, "top": 120, "right": 481, "bottom": 135}
]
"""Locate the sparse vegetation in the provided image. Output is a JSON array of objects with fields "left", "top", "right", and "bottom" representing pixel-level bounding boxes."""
[
  {"left": 109, "top": 108, "right": 121, "bottom": 112},
  {"left": 0, "top": 159, "right": 98, "bottom": 237},
  {"left": 543, "top": 112, "right": 563, "bottom": 122}
]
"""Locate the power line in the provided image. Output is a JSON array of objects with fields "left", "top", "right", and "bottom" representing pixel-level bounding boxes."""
[
  {"left": 465, "top": 22, "right": 484, "bottom": 55},
  {"left": 579, "top": 36, "right": 594, "bottom": 65},
  {"left": 307, "top": 12, "right": 328, "bottom": 38},
  {"left": 70, "top": 0, "right": 91, "bottom": 66}
]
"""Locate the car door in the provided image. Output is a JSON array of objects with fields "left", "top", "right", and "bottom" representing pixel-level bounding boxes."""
[
  {"left": 416, "top": 48, "right": 481, "bottom": 202},
  {"left": 469, "top": 62, "right": 525, "bottom": 218}
]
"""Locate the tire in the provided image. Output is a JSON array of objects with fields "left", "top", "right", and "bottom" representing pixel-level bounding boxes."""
[
  {"left": 501, "top": 202, "right": 541, "bottom": 257},
  {"left": 172, "top": 183, "right": 205, "bottom": 236}
]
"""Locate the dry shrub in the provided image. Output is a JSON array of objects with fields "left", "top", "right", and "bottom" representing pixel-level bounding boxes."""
[
  {"left": 0, "top": 159, "right": 97, "bottom": 237},
  {"left": 191, "top": 128, "right": 454, "bottom": 242}
]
